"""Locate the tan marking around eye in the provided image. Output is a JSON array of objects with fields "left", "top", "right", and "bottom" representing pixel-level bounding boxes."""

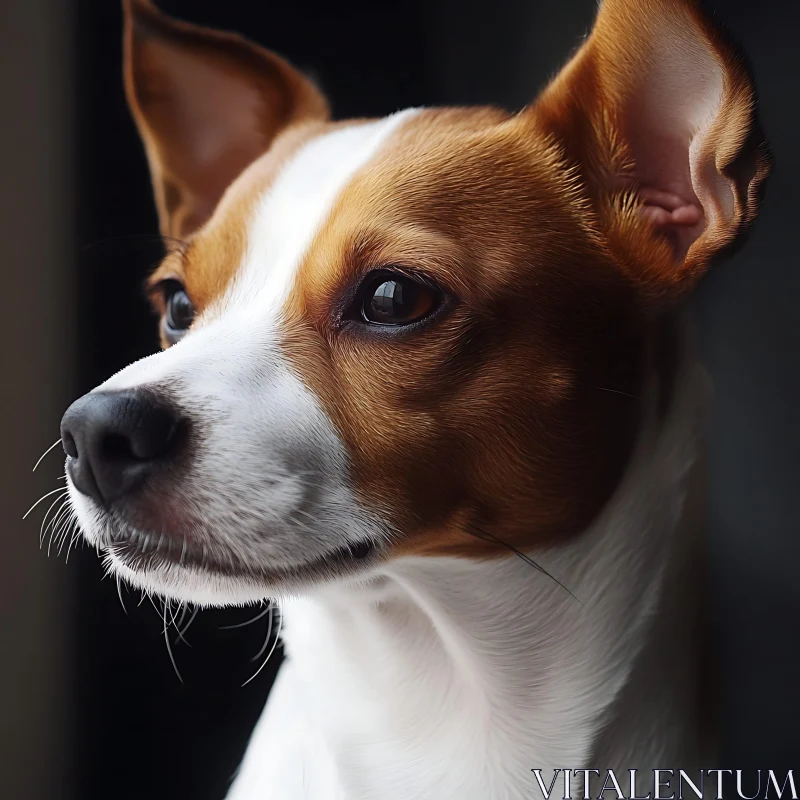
[
  {"left": 145, "top": 119, "right": 340, "bottom": 344},
  {"left": 281, "top": 109, "right": 648, "bottom": 562}
]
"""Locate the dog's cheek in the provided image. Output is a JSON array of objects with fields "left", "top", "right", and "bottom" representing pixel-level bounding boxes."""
[{"left": 278, "top": 320, "right": 449, "bottom": 535}]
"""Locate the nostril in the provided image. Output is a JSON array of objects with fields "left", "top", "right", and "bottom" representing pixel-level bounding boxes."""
[
  {"left": 62, "top": 431, "right": 78, "bottom": 459},
  {"left": 60, "top": 389, "right": 184, "bottom": 506}
]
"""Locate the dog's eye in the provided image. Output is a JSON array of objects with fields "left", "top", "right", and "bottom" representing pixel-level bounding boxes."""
[
  {"left": 360, "top": 273, "right": 440, "bottom": 326},
  {"left": 163, "top": 282, "right": 195, "bottom": 343}
]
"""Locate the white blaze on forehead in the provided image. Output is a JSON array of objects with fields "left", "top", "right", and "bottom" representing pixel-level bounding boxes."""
[
  {"left": 96, "top": 108, "right": 419, "bottom": 392},
  {"left": 221, "top": 108, "right": 420, "bottom": 317},
  {"left": 74, "top": 109, "right": 420, "bottom": 605}
]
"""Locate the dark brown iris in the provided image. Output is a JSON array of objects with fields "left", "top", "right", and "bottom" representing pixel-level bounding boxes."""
[{"left": 361, "top": 275, "right": 438, "bottom": 325}]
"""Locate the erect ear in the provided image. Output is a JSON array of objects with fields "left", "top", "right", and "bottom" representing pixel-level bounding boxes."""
[
  {"left": 123, "top": 0, "right": 329, "bottom": 239},
  {"left": 533, "top": 0, "right": 771, "bottom": 299}
]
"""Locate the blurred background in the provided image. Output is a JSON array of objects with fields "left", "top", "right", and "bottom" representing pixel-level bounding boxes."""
[{"left": 1, "top": 0, "right": 798, "bottom": 798}]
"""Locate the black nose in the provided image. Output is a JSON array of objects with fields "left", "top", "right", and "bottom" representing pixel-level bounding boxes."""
[{"left": 60, "top": 390, "right": 181, "bottom": 506}]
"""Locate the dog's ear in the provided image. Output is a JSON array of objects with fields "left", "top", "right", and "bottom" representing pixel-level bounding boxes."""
[
  {"left": 123, "top": 0, "right": 329, "bottom": 239},
  {"left": 532, "top": 0, "right": 770, "bottom": 300}
]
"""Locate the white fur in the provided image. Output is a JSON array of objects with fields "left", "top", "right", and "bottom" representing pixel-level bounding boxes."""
[
  {"left": 67, "top": 110, "right": 419, "bottom": 606},
  {"left": 66, "top": 106, "right": 712, "bottom": 799},
  {"left": 226, "top": 358, "right": 710, "bottom": 800}
]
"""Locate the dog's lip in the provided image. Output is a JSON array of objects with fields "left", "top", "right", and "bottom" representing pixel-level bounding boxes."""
[{"left": 104, "top": 523, "right": 377, "bottom": 582}]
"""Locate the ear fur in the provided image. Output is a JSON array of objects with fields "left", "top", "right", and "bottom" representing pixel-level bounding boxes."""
[
  {"left": 533, "top": 0, "right": 771, "bottom": 300},
  {"left": 123, "top": 0, "right": 329, "bottom": 239}
]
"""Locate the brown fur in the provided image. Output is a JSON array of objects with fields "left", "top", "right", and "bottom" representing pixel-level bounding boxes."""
[
  {"left": 282, "top": 109, "right": 647, "bottom": 556},
  {"left": 125, "top": 0, "right": 769, "bottom": 559}
]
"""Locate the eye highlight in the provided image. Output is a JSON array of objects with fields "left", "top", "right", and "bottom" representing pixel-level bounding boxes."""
[
  {"left": 160, "top": 280, "right": 195, "bottom": 344},
  {"left": 357, "top": 271, "right": 442, "bottom": 327}
]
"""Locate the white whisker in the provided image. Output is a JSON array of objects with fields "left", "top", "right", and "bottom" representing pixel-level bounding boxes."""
[
  {"left": 116, "top": 575, "right": 128, "bottom": 615},
  {"left": 55, "top": 504, "right": 77, "bottom": 556},
  {"left": 47, "top": 500, "right": 73, "bottom": 557},
  {"left": 163, "top": 601, "right": 183, "bottom": 683},
  {"left": 249, "top": 603, "right": 275, "bottom": 663},
  {"left": 39, "top": 492, "right": 69, "bottom": 547},
  {"left": 172, "top": 604, "right": 194, "bottom": 648},
  {"left": 32, "top": 438, "right": 63, "bottom": 472},
  {"left": 23, "top": 486, "right": 69, "bottom": 520},
  {"left": 220, "top": 601, "right": 271, "bottom": 630},
  {"left": 45, "top": 495, "right": 71, "bottom": 537},
  {"left": 168, "top": 599, "right": 182, "bottom": 630},
  {"left": 177, "top": 606, "right": 199, "bottom": 642},
  {"left": 64, "top": 516, "right": 82, "bottom": 564},
  {"left": 148, "top": 593, "right": 163, "bottom": 620},
  {"left": 242, "top": 605, "right": 281, "bottom": 687}
]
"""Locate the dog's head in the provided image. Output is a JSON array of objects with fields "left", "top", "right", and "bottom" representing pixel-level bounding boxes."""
[{"left": 62, "top": 0, "right": 769, "bottom": 605}]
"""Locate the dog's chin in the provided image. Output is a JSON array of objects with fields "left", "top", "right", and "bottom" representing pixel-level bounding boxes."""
[{"left": 69, "top": 493, "right": 381, "bottom": 607}]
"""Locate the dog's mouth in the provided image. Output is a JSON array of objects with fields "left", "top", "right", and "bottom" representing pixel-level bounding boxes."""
[{"left": 103, "top": 522, "right": 377, "bottom": 584}]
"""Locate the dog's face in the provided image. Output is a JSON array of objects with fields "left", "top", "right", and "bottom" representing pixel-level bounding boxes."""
[{"left": 62, "top": 0, "right": 768, "bottom": 605}]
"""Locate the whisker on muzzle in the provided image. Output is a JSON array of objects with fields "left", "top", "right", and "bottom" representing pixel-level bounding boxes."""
[
  {"left": 32, "top": 437, "right": 63, "bottom": 472},
  {"left": 242, "top": 604, "right": 282, "bottom": 688},
  {"left": 23, "top": 486, "right": 70, "bottom": 520}
]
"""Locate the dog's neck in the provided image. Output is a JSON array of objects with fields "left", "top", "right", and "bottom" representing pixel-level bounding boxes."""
[{"left": 277, "top": 356, "right": 708, "bottom": 798}]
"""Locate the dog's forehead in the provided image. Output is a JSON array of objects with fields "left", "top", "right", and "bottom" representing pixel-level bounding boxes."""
[
  {"left": 178, "top": 105, "right": 533, "bottom": 319},
  {"left": 183, "top": 109, "right": 420, "bottom": 319}
]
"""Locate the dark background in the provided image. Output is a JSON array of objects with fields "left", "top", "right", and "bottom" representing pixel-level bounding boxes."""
[{"left": 2, "top": 1, "right": 798, "bottom": 798}]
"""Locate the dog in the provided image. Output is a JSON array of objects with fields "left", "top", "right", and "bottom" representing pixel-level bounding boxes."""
[{"left": 60, "top": 0, "right": 770, "bottom": 797}]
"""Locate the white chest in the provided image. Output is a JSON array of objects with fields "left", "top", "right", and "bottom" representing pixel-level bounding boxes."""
[{"left": 226, "top": 364, "right": 707, "bottom": 800}]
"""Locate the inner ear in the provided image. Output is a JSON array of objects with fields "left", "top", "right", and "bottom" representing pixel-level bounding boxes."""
[
  {"left": 639, "top": 189, "right": 703, "bottom": 230},
  {"left": 630, "top": 186, "right": 704, "bottom": 262},
  {"left": 124, "top": 0, "right": 329, "bottom": 239},
  {"left": 610, "top": 13, "right": 730, "bottom": 263}
]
